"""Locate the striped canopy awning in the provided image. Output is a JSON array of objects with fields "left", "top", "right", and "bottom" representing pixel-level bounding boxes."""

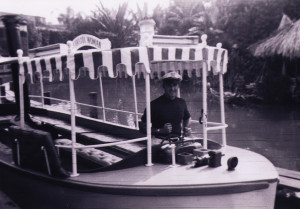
[{"left": 21, "top": 45, "right": 228, "bottom": 83}]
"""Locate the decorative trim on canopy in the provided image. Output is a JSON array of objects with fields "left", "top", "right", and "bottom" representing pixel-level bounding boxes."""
[{"left": 21, "top": 45, "right": 228, "bottom": 84}]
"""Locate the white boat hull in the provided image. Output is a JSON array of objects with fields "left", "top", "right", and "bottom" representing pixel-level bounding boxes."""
[{"left": 0, "top": 142, "right": 278, "bottom": 209}]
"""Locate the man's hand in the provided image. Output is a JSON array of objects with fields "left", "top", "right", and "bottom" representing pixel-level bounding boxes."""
[
  {"left": 183, "top": 127, "right": 192, "bottom": 137},
  {"left": 159, "top": 123, "right": 172, "bottom": 134}
]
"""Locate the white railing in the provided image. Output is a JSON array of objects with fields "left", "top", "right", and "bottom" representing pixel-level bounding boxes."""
[
  {"left": 30, "top": 95, "right": 67, "bottom": 104},
  {"left": 206, "top": 122, "right": 228, "bottom": 131},
  {"left": 76, "top": 101, "right": 142, "bottom": 116},
  {"left": 29, "top": 94, "right": 142, "bottom": 129},
  {"left": 190, "top": 120, "right": 228, "bottom": 132},
  {"left": 56, "top": 137, "right": 148, "bottom": 149},
  {"left": 29, "top": 93, "right": 148, "bottom": 176}
]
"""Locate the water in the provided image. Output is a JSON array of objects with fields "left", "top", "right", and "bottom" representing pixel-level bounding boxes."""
[
  {"left": 28, "top": 76, "right": 300, "bottom": 172},
  {"left": 224, "top": 104, "right": 300, "bottom": 171}
]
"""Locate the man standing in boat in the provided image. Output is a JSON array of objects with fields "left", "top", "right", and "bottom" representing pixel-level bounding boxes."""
[{"left": 139, "top": 72, "right": 191, "bottom": 138}]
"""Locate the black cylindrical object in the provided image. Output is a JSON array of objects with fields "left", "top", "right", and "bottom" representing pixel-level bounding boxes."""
[
  {"left": 2, "top": 15, "right": 30, "bottom": 118},
  {"left": 44, "top": 91, "right": 51, "bottom": 105},
  {"left": 227, "top": 157, "right": 238, "bottom": 170},
  {"left": 89, "top": 92, "right": 98, "bottom": 118},
  {"left": 208, "top": 151, "right": 222, "bottom": 168}
]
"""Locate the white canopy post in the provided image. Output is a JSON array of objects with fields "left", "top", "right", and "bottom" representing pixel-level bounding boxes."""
[
  {"left": 132, "top": 75, "right": 139, "bottom": 128},
  {"left": 17, "top": 49, "right": 25, "bottom": 128},
  {"left": 145, "top": 72, "right": 153, "bottom": 166},
  {"left": 69, "top": 75, "right": 78, "bottom": 177},
  {"left": 67, "top": 41, "right": 79, "bottom": 177},
  {"left": 139, "top": 20, "right": 154, "bottom": 166},
  {"left": 98, "top": 71, "right": 106, "bottom": 122},
  {"left": 202, "top": 61, "right": 208, "bottom": 149},
  {"left": 40, "top": 72, "right": 45, "bottom": 107},
  {"left": 217, "top": 42, "right": 227, "bottom": 147},
  {"left": 201, "top": 35, "right": 208, "bottom": 149},
  {"left": 219, "top": 72, "right": 227, "bottom": 147}
]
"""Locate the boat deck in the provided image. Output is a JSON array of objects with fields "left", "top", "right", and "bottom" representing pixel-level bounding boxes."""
[
  {"left": 0, "top": 139, "right": 278, "bottom": 189},
  {"left": 73, "top": 145, "right": 278, "bottom": 186},
  {"left": 0, "top": 140, "right": 278, "bottom": 204},
  {"left": 0, "top": 114, "right": 279, "bottom": 208},
  {"left": 0, "top": 114, "right": 279, "bottom": 187}
]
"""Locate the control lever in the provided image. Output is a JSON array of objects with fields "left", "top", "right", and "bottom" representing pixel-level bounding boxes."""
[{"left": 161, "top": 143, "right": 177, "bottom": 167}]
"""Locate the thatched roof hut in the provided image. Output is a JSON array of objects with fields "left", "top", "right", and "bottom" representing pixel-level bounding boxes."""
[
  {"left": 249, "top": 15, "right": 300, "bottom": 59},
  {"left": 249, "top": 15, "right": 300, "bottom": 103}
]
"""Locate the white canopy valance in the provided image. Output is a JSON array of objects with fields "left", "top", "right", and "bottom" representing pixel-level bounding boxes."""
[{"left": 20, "top": 45, "right": 228, "bottom": 83}]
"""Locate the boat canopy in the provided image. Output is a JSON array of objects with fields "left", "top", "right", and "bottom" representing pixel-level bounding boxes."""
[
  {"left": 1, "top": 17, "right": 229, "bottom": 177},
  {"left": 11, "top": 30, "right": 229, "bottom": 176},
  {"left": 20, "top": 44, "right": 228, "bottom": 84}
]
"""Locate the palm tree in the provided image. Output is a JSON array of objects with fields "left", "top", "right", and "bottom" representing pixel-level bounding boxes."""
[
  {"left": 92, "top": 2, "right": 138, "bottom": 48},
  {"left": 130, "top": 2, "right": 168, "bottom": 36},
  {"left": 162, "top": 0, "right": 208, "bottom": 35},
  {"left": 57, "top": 7, "right": 76, "bottom": 29}
]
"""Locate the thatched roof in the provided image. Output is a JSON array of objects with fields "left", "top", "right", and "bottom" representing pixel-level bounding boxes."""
[
  {"left": 277, "top": 13, "right": 293, "bottom": 30},
  {"left": 249, "top": 16, "right": 300, "bottom": 59}
]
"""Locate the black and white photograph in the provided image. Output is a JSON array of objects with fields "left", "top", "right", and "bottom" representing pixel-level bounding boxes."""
[{"left": 0, "top": 0, "right": 299, "bottom": 208}]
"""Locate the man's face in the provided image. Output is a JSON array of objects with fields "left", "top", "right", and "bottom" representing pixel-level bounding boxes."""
[{"left": 163, "top": 79, "right": 179, "bottom": 100}]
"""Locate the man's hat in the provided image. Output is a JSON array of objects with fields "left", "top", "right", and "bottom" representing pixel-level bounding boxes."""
[{"left": 161, "top": 72, "right": 182, "bottom": 81}]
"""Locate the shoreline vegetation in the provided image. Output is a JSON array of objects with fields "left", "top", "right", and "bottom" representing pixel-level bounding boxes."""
[{"left": 2, "top": 1, "right": 300, "bottom": 105}]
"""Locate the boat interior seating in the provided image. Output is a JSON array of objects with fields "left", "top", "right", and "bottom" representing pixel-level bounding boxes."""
[{"left": 8, "top": 125, "right": 70, "bottom": 178}]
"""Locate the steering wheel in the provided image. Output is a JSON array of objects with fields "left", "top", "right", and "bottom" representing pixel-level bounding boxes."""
[{"left": 160, "top": 134, "right": 184, "bottom": 145}]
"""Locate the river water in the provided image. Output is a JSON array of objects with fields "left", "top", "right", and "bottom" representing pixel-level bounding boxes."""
[{"left": 28, "top": 76, "right": 300, "bottom": 172}]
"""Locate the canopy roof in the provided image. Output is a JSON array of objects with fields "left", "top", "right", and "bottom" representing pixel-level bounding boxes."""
[
  {"left": 249, "top": 16, "right": 300, "bottom": 58},
  {"left": 20, "top": 45, "right": 228, "bottom": 83}
]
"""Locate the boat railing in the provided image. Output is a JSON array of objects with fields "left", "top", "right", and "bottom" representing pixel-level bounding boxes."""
[
  {"left": 0, "top": 95, "right": 16, "bottom": 102},
  {"left": 30, "top": 95, "right": 68, "bottom": 104},
  {"left": 76, "top": 101, "right": 143, "bottom": 116},
  {"left": 0, "top": 82, "right": 15, "bottom": 102},
  {"left": 29, "top": 94, "right": 142, "bottom": 129},
  {"left": 206, "top": 122, "right": 228, "bottom": 131},
  {"left": 55, "top": 136, "right": 148, "bottom": 149},
  {"left": 190, "top": 119, "right": 228, "bottom": 133}
]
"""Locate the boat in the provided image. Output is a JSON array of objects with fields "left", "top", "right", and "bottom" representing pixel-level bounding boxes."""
[{"left": 0, "top": 17, "right": 278, "bottom": 209}]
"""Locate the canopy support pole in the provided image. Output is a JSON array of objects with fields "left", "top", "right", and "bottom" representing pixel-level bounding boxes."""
[
  {"left": 17, "top": 50, "right": 25, "bottom": 128},
  {"left": 99, "top": 73, "right": 106, "bottom": 122},
  {"left": 67, "top": 41, "right": 79, "bottom": 177},
  {"left": 40, "top": 75, "right": 45, "bottom": 107},
  {"left": 132, "top": 75, "right": 139, "bottom": 128},
  {"left": 202, "top": 62, "right": 208, "bottom": 149},
  {"left": 69, "top": 74, "right": 79, "bottom": 177},
  {"left": 219, "top": 73, "right": 227, "bottom": 147},
  {"left": 145, "top": 72, "right": 153, "bottom": 166}
]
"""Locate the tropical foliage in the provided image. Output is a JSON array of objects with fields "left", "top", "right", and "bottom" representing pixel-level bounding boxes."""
[
  {"left": 162, "top": 0, "right": 207, "bottom": 35},
  {"left": 25, "top": 0, "right": 300, "bottom": 104},
  {"left": 91, "top": 2, "right": 139, "bottom": 48}
]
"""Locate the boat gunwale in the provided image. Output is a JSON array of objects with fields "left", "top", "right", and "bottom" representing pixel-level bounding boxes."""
[{"left": 0, "top": 155, "right": 278, "bottom": 197}]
